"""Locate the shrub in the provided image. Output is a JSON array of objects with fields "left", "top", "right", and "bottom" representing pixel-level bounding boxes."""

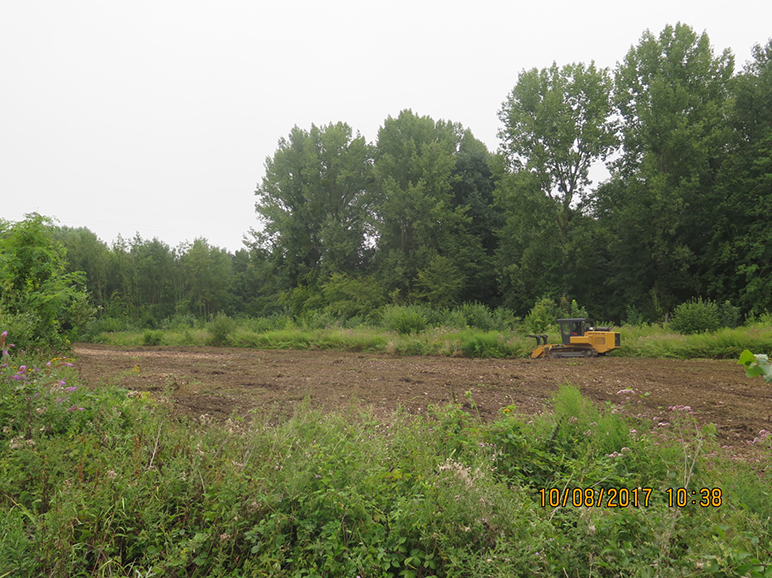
[
  {"left": 207, "top": 312, "right": 237, "bottom": 345},
  {"left": 142, "top": 329, "right": 163, "bottom": 346},
  {"left": 670, "top": 297, "right": 721, "bottom": 334},
  {"left": 523, "top": 297, "right": 558, "bottom": 334},
  {"left": 456, "top": 302, "right": 495, "bottom": 330},
  {"left": 0, "top": 214, "right": 93, "bottom": 349},
  {"left": 381, "top": 305, "right": 428, "bottom": 335},
  {"left": 718, "top": 300, "right": 741, "bottom": 329},
  {"left": 623, "top": 305, "right": 646, "bottom": 326}
]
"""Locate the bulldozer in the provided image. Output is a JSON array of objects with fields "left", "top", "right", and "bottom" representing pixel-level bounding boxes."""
[{"left": 528, "top": 318, "right": 620, "bottom": 359}]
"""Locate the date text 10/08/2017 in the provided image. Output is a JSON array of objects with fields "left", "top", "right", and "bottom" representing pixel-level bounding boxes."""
[{"left": 537, "top": 487, "right": 723, "bottom": 508}]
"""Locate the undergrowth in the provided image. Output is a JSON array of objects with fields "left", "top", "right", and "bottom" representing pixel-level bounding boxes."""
[
  {"left": 2, "top": 332, "right": 771, "bottom": 577},
  {"left": 89, "top": 321, "right": 772, "bottom": 361}
]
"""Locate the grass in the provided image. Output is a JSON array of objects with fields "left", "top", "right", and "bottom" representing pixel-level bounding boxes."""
[
  {"left": 2, "top": 341, "right": 772, "bottom": 577},
  {"left": 87, "top": 317, "right": 772, "bottom": 361}
]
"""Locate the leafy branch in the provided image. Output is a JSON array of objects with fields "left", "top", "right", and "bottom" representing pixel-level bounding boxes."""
[{"left": 738, "top": 349, "right": 772, "bottom": 383}]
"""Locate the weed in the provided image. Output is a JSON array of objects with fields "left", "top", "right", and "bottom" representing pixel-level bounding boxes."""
[{"left": 1, "top": 334, "right": 771, "bottom": 577}]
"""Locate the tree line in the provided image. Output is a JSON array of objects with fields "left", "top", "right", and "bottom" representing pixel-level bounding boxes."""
[
  {"left": 251, "top": 23, "right": 772, "bottom": 322},
  {"left": 3, "top": 23, "right": 771, "bottom": 339}
]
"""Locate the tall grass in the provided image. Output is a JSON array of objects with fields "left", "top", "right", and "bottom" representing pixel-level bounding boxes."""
[
  {"left": 85, "top": 310, "right": 772, "bottom": 360},
  {"left": 618, "top": 323, "right": 772, "bottom": 359},
  {"left": 2, "top": 343, "right": 771, "bottom": 577}
]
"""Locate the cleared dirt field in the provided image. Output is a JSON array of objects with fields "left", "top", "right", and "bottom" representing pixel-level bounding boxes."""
[{"left": 74, "top": 343, "right": 772, "bottom": 453}]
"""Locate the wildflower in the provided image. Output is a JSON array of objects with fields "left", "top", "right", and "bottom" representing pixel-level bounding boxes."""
[
  {"left": 64, "top": 386, "right": 78, "bottom": 393},
  {"left": 9, "top": 367, "right": 28, "bottom": 381},
  {"left": 35, "top": 407, "right": 47, "bottom": 415},
  {"left": 1, "top": 331, "right": 14, "bottom": 357},
  {"left": 669, "top": 405, "right": 692, "bottom": 412},
  {"left": 106, "top": 470, "right": 118, "bottom": 479},
  {"left": 617, "top": 389, "right": 635, "bottom": 396},
  {"left": 748, "top": 430, "right": 772, "bottom": 445},
  {"left": 67, "top": 405, "right": 85, "bottom": 412}
]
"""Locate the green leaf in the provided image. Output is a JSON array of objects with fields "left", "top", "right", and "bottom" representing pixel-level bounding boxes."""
[{"left": 738, "top": 351, "right": 772, "bottom": 383}]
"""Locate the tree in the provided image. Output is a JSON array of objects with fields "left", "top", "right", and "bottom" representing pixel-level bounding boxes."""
[
  {"left": 255, "top": 122, "right": 374, "bottom": 287},
  {"left": 178, "top": 239, "right": 233, "bottom": 318},
  {"left": 450, "top": 133, "right": 502, "bottom": 304},
  {"left": 372, "top": 110, "right": 485, "bottom": 304},
  {"left": 0, "top": 214, "right": 92, "bottom": 347},
  {"left": 53, "top": 225, "right": 111, "bottom": 311},
  {"left": 495, "top": 62, "right": 617, "bottom": 313},
  {"left": 498, "top": 61, "right": 617, "bottom": 241},
  {"left": 596, "top": 23, "right": 734, "bottom": 319},
  {"left": 230, "top": 246, "right": 286, "bottom": 317},
  {"left": 704, "top": 39, "right": 772, "bottom": 313}
]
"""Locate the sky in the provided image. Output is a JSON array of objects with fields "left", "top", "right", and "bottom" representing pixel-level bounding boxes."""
[{"left": 2, "top": 0, "right": 770, "bottom": 253}]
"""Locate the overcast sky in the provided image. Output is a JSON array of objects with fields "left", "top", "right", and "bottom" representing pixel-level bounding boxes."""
[{"left": 2, "top": 1, "right": 770, "bottom": 253}]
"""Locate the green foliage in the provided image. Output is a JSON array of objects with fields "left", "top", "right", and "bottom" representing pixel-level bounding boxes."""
[
  {"left": 738, "top": 349, "right": 772, "bottom": 383},
  {"left": 0, "top": 214, "right": 94, "bottom": 349},
  {"left": 373, "top": 110, "right": 486, "bottom": 303},
  {"left": 4, "top": 337, "right": 770, "bottom": 578},
  {"left": 23, "top": 27, "right": 772, "bottom": 336},
  {"left": 623, "top": 305, "right": 646, "bottom": 326},
  {"left": 718, "top": 300, "right": 741, "bottom": 329},
  {"left": 523, "top": 297, "right": 559, "bottom": 334},
  {"left": 670, "top": 297, "right": 721, "bottom": 334},
  {"left": 413, "top": 255, "right": 465, "bottom": 307},
  {"left": 255, "top": 122, "right": 374, "bottom": 285},
  {"left": 498, "top": 61, "right": 617, "bottom": 219},
  {"left": 142, "top": 329, "right": 163, "bottom": 346},
  {"left": 381, "top": 305, "right": 428, "bottom": 335},
  {"left": 207, "top": 312, "right": 237, "bottom": 346},
  {"left": 321, "top": 273, "right": 386, "bottom": 320}
]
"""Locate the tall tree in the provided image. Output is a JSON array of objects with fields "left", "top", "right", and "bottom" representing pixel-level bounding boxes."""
[
  {"left": 254, "top": 122, "right": 374, "bottom": 287},
  {"left": 372, "top": 110, "right": 485, "bottom": 305},
  {"left": 705, "top": 39, "right": 772, "bottom": 313},
  {"left": 53, "top": 225, "right": 111, "bottom": 311},
  {"left": 178, "top": 239, "right": 233, "bottom": 318},
  {"left": 596, "top": 23, "right": 734, "bottom": 319},
  {"left": 494, "top": 62, "right": 617, "bottom": 313}
]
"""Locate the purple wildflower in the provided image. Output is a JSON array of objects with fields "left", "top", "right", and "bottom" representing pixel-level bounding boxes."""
[
  {"left": 64, "top": 386, "right": 78, "bottom": 393},
  {"left": 67, "top": 405, "right": 85, "bottom": 412}
]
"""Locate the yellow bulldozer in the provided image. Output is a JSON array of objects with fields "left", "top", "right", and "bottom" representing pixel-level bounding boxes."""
[{"left": 528, "top": 318, "right": 621, "bottom": 359}]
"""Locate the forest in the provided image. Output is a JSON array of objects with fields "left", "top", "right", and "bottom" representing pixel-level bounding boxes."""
[{"left": 3, "top": 23, "right": 772, "bottom": 344}]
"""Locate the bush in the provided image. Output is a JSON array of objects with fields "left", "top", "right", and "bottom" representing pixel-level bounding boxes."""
[
  {"left": 142, "top": 329, "right": 163, "bottom": 346},
  {"left": 207, "top": 312, "right": 237, "bottom": 345},
  {"left": 381, "top": 305, "right": 428, "bottom": 335},
  {"left": 718, "top": 300, "right": 741, "bottom": 329},
  {"left": 670, "top": 297, "right": 721, "bottom": 334},
  {"left": 456, "top": 302, "right": 495, "bottom": 330},
  {"left": 523, "top": 297, "right": 558, "bottom": 334},
  {"left": 0, "top": 214, "right": 93, "bottom": 349}
]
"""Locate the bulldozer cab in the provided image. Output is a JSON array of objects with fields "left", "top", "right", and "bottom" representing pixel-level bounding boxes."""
[{"left": 558, "top": 318, "right": 591, "bottom": 345}]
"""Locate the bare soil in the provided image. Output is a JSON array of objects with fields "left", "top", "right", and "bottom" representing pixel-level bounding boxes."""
[{"left": 73, "top": 344, "right": 772, "bottom": 453}]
